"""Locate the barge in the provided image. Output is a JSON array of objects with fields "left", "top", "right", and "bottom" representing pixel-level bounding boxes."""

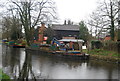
[
  {"left": 26, "top": 38, "right": 90, "bottom": 60},
  {"left": 12, "top": 45, "right": 25, "bottom": 48},
  {"left": 26, "top": 47, "right": 90, "bottom": 60}
]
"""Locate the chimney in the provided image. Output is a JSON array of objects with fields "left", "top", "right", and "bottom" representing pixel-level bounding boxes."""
[{"left": 41, "top": 22, "right": 45, "bottom": 26}]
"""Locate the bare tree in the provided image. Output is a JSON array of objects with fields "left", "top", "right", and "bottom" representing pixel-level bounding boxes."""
[
  {"left": 88, "top": 0, "right": 119, "bottom": 41},
  {"left": 118, "top": 1, "right": 120, "bottom": 28},
  {"left": 2, "top": 17, "right": 11, "bottom": 40},
  {"left": 118, "top": 1, "right": 120, "bottom": 41},
  {"left": 1, "top": 0, "right": 57, "bottom": 46},
  {"left": 88, "top": 11, "right": 110, "bottom": 39},
  {"left": 1, "top": 6, "right": 22, "bottom": 41},
  {"left": 2, "top": 16, "right": 22, "bottom": 40}
]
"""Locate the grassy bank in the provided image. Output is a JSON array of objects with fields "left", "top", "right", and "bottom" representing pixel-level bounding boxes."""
[
  {"left": 83, "top": 49, "right": 120, "bottom": 63},
  {"left": 0, "top": 69, "right": 11, "bottom": 80}
]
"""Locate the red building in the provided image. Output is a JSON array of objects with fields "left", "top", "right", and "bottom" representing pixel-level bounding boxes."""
[
  {"left": 104, "top": 35, "right": 111, "bottom": 41},
  {"left": 34, "top": 23, "right": 47, "bottom": 44}
]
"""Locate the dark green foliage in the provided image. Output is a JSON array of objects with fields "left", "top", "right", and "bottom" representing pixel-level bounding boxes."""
[
  {"left": 79, "top": 21, "right": 89, "bottom": 43},
  {"left": 91, "top": 40, "right": 102, "bottom": 49},
  {"left": 11, "top": 30, "right": 22, "bottom": 40}
]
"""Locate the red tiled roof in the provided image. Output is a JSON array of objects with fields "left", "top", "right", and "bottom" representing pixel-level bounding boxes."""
[{"left": 104, "top": 36, "right": 111, "bottom": 41}]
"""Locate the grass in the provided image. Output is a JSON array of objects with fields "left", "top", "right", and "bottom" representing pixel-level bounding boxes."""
[
  {"left": 83, "top": 49, "right": 119, "bottom": 57},
  {"left": 83, "top": 49, "right": 120, "bottom": 63},
  {"left": 0, "top": 69, "right": 11, "bottom": 80}
]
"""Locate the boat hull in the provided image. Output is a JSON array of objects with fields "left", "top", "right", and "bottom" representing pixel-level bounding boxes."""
[
  {"left": 12, "top": 45, "right": 25, "bottom": 48},
  {"left": 26, "top": 48, "right": 90, "bottom": 60}
]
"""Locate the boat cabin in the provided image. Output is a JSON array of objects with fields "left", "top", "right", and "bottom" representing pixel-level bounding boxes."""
[{"left": 58, "top": 39, "right": 84, "bottom": 51}]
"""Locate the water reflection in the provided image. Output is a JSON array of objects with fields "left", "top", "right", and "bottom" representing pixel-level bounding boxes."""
[
  {"left": 2, "top": 46, "right": 36, "bottom": 80},
  {"left": 2, "top": 45, "right": 119, "bottom": 80},
  {"left": 88, "top": 60, "right": 118, "bottom": 79},
  {"left": 18, "top": 50, "right": 36, "bottom": 80},
  {"left": 29, "top": 50, "right": 118, "bottom": 79},
  {"left": 2, "top": 47, "right": 20, "bottom": 78}
]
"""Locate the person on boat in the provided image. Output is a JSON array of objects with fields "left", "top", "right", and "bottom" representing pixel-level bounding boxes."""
[
  {"left": 69, "top": 41, "right": 73, "bottom": 50},
  {"left": 65, "top": 44, "right": 69, "bottom": 52}
]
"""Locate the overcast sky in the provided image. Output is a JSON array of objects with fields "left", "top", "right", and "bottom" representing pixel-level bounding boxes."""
[
  {"left": 54, "top": 0, "right": 99, "bottom": 24},
  {"left": 0, "top": 0, "right": 103, "bottom": 24}
]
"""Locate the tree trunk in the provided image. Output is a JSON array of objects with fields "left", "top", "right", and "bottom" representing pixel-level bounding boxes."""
[
  {"left": 24, "top": 26, "right": 31, "bottom": 46},
  {"left": 110, "top": 2, "right": 115, "bottom": 41}
]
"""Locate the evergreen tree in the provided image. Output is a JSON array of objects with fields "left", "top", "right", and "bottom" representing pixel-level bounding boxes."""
[{"left": 79, "top": 21, "right": 89, "bottom": 43}]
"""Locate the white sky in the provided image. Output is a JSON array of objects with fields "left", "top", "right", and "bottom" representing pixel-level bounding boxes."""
[
  {"left": 0, "top": 0, "right": 101, "bottom": 24},
  {"left": 54, "top": 0, "right": 99, "bottom": 24}
]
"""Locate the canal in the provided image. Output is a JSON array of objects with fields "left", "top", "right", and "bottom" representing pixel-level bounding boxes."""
[{"left": 1, "top": 45, "right": 119, "bottom": 80}]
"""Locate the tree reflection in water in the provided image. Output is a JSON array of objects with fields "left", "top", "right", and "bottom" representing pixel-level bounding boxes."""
[
  {"left": 17, "top": 50, "right": 36, "bottom": 81},
  {"left": 2, "top": 46, "right": 36, "bottom": 81},
  {"left": 2, "top": 45, "right": 118, "bottom": 80},
  {"left": 2, "top": 47, "right": 20, "bottom": 78}
]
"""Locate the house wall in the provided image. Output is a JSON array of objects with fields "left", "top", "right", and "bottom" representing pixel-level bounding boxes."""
[
  {"left": 54, "top": 30, "right": 79, "bottom": 39},
  {"left": 34, "top": 24, "right": 46, "bottom": 43}
]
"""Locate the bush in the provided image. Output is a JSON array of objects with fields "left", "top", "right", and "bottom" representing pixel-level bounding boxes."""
[
  {"left": 117, "top": 41, "right": 120, "bottom": 54},
  {"left": 91, "top": 40, "right": 102, "bottom": 49},
  {"left": 103, "top": 41, "right": 118, "bottom": 52}
]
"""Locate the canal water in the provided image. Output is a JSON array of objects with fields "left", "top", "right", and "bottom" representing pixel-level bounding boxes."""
[{"left": 1, "top": 45, "right": 120, "bottom": 80}]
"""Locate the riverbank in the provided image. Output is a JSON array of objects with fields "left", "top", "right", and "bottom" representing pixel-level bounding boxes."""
[
  {"left": 0, "top": 69, "right": 10, "bottom": 80},
  {"left": 83, "top": 49, "right": 120, "bottom": 63}
]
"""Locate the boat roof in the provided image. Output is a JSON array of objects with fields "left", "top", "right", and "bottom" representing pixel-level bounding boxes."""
[{"left": 58, "top": 39, "right": 84, "bottom": 42}]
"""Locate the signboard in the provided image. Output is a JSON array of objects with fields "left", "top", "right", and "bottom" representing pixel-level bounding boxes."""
[{"left": 82, "top": 46, "right": 87, "bottom": 49}]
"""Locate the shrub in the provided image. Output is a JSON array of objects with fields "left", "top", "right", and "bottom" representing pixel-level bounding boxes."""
[
  {"left": 103, "top": 41, "right": 118, "bottom": 52},
  {"left": 91, "top": 40, "right": 102, "bottom": 49}
]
